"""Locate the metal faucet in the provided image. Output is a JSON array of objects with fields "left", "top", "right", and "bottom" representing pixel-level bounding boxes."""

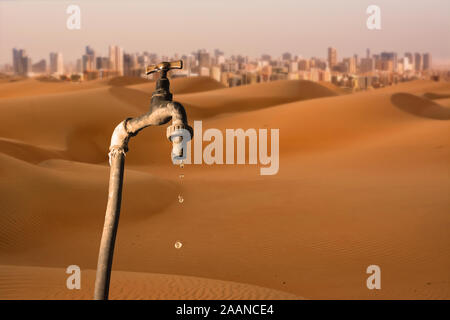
[{"left": 94, "top": 61, "right": 193, "bottom": 300}]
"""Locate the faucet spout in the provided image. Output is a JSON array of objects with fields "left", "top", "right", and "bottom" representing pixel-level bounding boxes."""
[{"left": 107, "top": 100, "right": 192, "bottom": 165}]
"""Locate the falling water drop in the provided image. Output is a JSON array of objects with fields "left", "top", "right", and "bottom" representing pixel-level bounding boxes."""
[
  {"left": 178, "top": 195, "right": 184, "bottom": 203},
  {"left": 179, "top": 161, "right": 184, "bottom": 169},
  {"left": 174, "top": 241, "right": 183, "bottom": 249}
]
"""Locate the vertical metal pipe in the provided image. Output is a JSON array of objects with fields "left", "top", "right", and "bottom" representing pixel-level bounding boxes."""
[{"left": 94, "top": 151, "right": 125, "bottom": 300}]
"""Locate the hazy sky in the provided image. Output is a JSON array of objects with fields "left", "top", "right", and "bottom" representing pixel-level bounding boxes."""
[{"left": 1, "top": 0, "right": 449, "bottom": 65}]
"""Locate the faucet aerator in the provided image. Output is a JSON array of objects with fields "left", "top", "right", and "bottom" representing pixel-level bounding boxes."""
[{"left": 167, "top": 123, "right": 193, "bottom": 164}]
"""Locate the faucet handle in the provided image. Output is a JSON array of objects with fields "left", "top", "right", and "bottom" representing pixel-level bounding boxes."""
[{"left": 146, "top": 60, "right": 183, "bottom": 75}]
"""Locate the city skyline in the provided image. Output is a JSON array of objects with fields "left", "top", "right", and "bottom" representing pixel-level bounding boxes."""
[
  {"left": 9, "top": 43, "right": 442, "bottom": 92},
  {"left": 6, "top": 44, "right": 437, "bottom": 73},
  {"left": 1, "top": 0, "right": 450, "bottom": 66}
]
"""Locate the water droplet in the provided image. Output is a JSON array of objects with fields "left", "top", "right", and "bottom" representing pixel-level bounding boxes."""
[
  {"left": 174, "top": 241, "right": 183, "bottom": 249},
  {"left": 178, "top": 195, "right": 184, "bottom": 203},
  {"left": 179, "top": 161, "right": 184, "bottom": 168},
  {"left": 179, "top": 174, "right": 184, "bottom": 179}
]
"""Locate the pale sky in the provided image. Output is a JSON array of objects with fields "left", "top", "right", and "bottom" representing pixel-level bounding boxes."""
[{"left": 1, "top": 0, "right": 449, "bottom": 65}]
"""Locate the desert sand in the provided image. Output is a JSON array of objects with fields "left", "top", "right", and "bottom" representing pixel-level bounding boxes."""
[{"left": 0, "top": 76, "right": 449, "bottom": 299}]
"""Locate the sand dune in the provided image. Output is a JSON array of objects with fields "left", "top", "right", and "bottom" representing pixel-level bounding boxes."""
[
  {"left": 109, "top": 79, "right": 340, "bottom": 121},
  {"left": 0, "top": 79, "right": 341, "bottom": 165},
  {"left": 129, "top": 76, "right": 226, "bottom": 94},
  {"left": 391, "top": 93, "right": 450, "bottom": 120},
  {"left": 0, "top": 265, "right": 301, "bottom": 300},
  {"left": 423, "top": 92, "right": 450, "bottom": 100},
  {"left": 0, "top": 77, "right": 449, "bottom": 299},
  {"left": 434, "top": 98, "right": 450, "bottom": 108},
  {"left": 0, "top": 78, "right": 109, "bottom": 99},
  {"left": 108, "top": 76, "right": 151, "bottom": 87},
  {"left": 176, "top": 79, "right": 339, "bottom": 116}
]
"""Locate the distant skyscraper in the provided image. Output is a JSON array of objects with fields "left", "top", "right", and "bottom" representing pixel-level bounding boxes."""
[
  {"left": 82, "top": 46, "right": 96, "bottom": 72},
  {"left": 123, "top": 53, "right": 138, "bottom": 76},
  {"left": 216, "top": 54, "right": 225, "bottom": 65},
  {"left": 12, "top": 48, "right": 31, "bottom": 76},
  {"left": 22, "top": 56, "right": 32, "bottom": 76},
  {"left": 422, "top": 53, "right": 432, "bottom": 70},
  {"left": 405, "top": 52, "right": 413, "bottom": 66},
  {"left": 211, "top": 66, "right": 221, "bottom": 82},
  {"left": 261, "top": 54, "right": 271, "bottom": 61},
  {"left": 380, "top": 52, "right": 398, "bottom": 72},
  {"left": 402, "top": 56, "right": 413, "bottom": 72},
  {"left": 366, "top": 48, "right": 371, "bottom": 59},
  {"left": 348, "top": 56, "right": 357, "bottom": 74},
  {"left": 198, "top": 49, "right": 210, "bottom": 69},
  {"left": 214, "top": 49, "right": 224, "bottom": 58},
  {"left": 298, "top": 59, "right": 310, "bottom": 71},
  {"left": 360, "top": 58, "right": 374, "bottom": 73},
  {"left": 182, "top": 54, "right": 195, "bottom": 75},
  {"left": 328, "top": 47, "right": 337, "bottom": 69},
  {"left": 96, "top": 57, "right": 109, "bottom": 70},
  {"left": 75, "top": 59, "right": 82, "bottom": 73},
  {"left": 85, "top": 46, "right": 95, "bottom": 57},
  {"left": 289, "top": 61, "right": 298, "bottom": 73},
  {"left": 12, "top": 48, "right": 22, "bottom": 74},
  {"left": 109, "top": 45, "right": 124, "bottom": 76},
  {"left": 49, "top": 52, "right": 64, "bottom": 75},
  {"left": 32, "top": 59, "right": 47, "bottom": 73},
  {"left": 282, "top": 52, "right": 292, "bottom": 61},
  {"left": 414, "top": 53, "right": 422, "bottom": 72}
]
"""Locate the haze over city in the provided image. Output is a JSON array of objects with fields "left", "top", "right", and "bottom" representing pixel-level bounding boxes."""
[{"left": 1, "top": 0, "right": 450, "bottom": 65}]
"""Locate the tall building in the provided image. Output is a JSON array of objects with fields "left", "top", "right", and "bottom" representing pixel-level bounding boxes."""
[
  {"left": 402, "top": 56, "right": 413, "bottom": 72},
  {"left": 422, "top": 53, "right": 432, "bottom": 70},
  {"left": 282, "top": 52, "right": 292, "bottom": 61},
  {"left": 75, "top": 59, "right": 82, "bottom": 73},
  {"left": 182, "top": 54, "right": 195, "bottom": 75},
  {"left": 366, "top": 48, "right": 371, "bottom": 59},
  {"left": 214, "top": 49, "right": 224, "bottom": 58},
  {"left": 82, "top": 46, "right": 96, "bottom": 72},
  {"left": 22, "top": 56, "right": 32, "bottom": 76},
  {"left": 349, "top": 56, "right": 357, "bottom": 74},
  {"left": 49, "top": 52, "right": 64, "bottom": 75},
  {"left": 198, "top": 49, "right": 210, "bottom": 69},
  {"left": 298, "top": 59, "right": 310, "bottom": 71},
  {"left": 289, "top": 61, "right": 298, "bottom": 73},
  {"left": 12, "top": 48, "right": 32, "bottom": 76},
  {"left": 405, "top": 52, "right": 413, "bottom": 66},
  {"left": 12, "top": 48, "right": 23, "bottom": 74},
  {"left": 261, "top": 54, "right": 271, "bottom": 61},
  {"left": 123, "top": 53, "right": 138, "bottom": 76},
  {"left": 328, "top": 47, "right": 337, "bottom": 69},
  {"left": 32, "top": 59, "right": 47, "bottom": 73},
  {"left": 360, "top": 58, "right": 374, "bottom": 73},
  {"left": 380, "top": 52, "right": 398, "bottom": 72},
  {"left": 211, "top": 66, "right": 221, "bottom": 82},
  {"left": 342, "top": 57, "right": 356, "bottom": 74},
  {"left": 96, "top": 57, "right": 110, "bottom": 70},
  {"left": 414, "top": 53, "right": 422, "bottom": 72},
  {"left": 109, "top": 45, "right": 124, "bottom": 76}
]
